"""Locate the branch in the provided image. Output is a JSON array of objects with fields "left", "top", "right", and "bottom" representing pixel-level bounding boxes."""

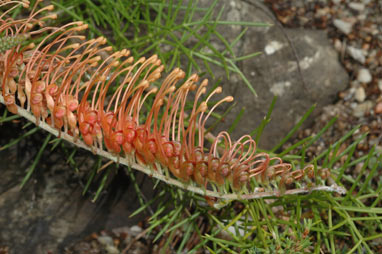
[{"left": 0, "top": 94, "right": 346, "bottom": 201}]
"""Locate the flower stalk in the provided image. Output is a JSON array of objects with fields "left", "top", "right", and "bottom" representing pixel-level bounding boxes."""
[{"left": 0, "top": 0, "right": 346, "bottom": 202}]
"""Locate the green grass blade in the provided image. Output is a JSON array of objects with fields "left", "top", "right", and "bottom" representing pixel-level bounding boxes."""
[
  {"left": 0, "top": 127, "right": 39, "bottom": 151},
  {"left": 20, "top": 134, "right": 51, "bottom": 188},
  {"left": 271, "top": 104, "right": 316, "bottom": 153}
]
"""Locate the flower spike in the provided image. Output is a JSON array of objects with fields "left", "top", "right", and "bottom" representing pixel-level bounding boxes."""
[{"left": 0, "top": 1, "right": 345, "bottom": 202}]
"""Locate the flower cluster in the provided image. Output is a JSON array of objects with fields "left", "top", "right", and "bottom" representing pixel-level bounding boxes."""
[{"left": 1, "top": 0, "right": 319, "bottom": 195}]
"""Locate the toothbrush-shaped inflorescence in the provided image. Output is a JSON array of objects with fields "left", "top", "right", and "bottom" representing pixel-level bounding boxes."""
[{"left": 0, "top": 0, "right": 328, "bottom": 198}]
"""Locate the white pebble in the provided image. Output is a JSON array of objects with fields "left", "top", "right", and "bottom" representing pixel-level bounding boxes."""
[
  {"left": 357, "top": 68, "right": 372, "bottom": 83},
  {"left": 355, "top": 87, "right": 366, "bottom": 102},
  {"left": 349, "top": 2, "right": 365, "bottom": 11},
  {"left": 97, "top": 236, "right": 114, "bottom": 246},
  {"left": 347, "top": 46, "right": 365, "bottom": 64},
  {"left": 378, "top": 80, "right": 382, "bottom": 91},
  {"left": 358, "top": 14, "right": 366, "bottom": 21},
  {"left": 334, "top": 39, "right": 342, "bottom": 51},
  {"left": 106, "top": 245, "right": 120, "bottom": 254},
  {"left": 333, "top": 19, "right": 353, "bottom": 34},
  {"left": 353, "top": 101, "right": 373, "bottom": 117},
  {"left": 130, "top": 225, "right": 142, "bottom": 235},
  {"left": 264, "top": 41, "right": 284, "bottom": 55}
]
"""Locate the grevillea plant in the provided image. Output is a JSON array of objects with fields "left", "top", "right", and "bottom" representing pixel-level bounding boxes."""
[{"left": 0, "top": 0, "right": 345, "bottom": 203}]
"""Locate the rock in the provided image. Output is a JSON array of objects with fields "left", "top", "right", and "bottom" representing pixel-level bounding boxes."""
[
  {"left": 376, "top": 146, "right": 382, "bottom": 155},
  {"left": 227, "top": 225, "right": 245, "bottom": 237},
  {"left": 186, "top": 1, "right": 348, "bottom": 149},
  {"left": 354, "top": 162, "right": 364, "bottom": 175},
  {"left": 112, "top": 226, "right": 131, "bottom": 237},
  {"left": 353, "top": 101, "right": 373, "bottom": 117},
  {"left": 333, "top": 19, "right": 353, "bottom": 34},
  {"left": 347, "top": 46, "right": 366, "bottom": 64},
  {"left": 333, "top": 39, "right": 342, "bottom": 51},
  {"left": 378, "top": 80, "right": 382, "bottom": 91},
  {"left": 131, "top": 241, "right": 150, "bottom": 254},
  {"left": 97, "top": 236, "right": 114, "bottom": 246},
  {"left": 354, "top": 87, "right": 366, "bottom": 102},
  {"left": 130, "top": 225, "right": 143, "bottom": 236},
  {"left": 264, "top": 41, "right": 284, "bottom": 55},
  {"left": 375, "top": 102, "right": 382, "bottom": 114},
  {"left": 357, "top": 68, "right": 372, "bottom": 83},
  {"left": 349, "top": 2, "right": 365, "bottom": 12},
  {"left": 106, "top": 245, "right": 120, "bottom": 254},
  {"left": 0, "top": 132, "right": 155, "bottom": 254},
  {"left": 270, "top": 81, "right": 291, "bottom": 96}
]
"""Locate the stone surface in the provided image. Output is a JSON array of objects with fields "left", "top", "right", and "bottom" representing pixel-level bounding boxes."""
[
  {"left": 357, "top": 68, "right": 372, "bottom": 83},
  {"left": 333, "top": 19, "right": 353, "bottom": 34},
  {"left": 97, "top": 236, "right": 114, "bottom": 246},
  {"left": 375, "top": 102, "right": 382, "bottom": 114},
  {"left": 349, "top": 2, "right": 365, "bottom": 12},
  {"left": 105, "top": 245, "right": 119, "bottom": 254},
  {"left": 185, "top": 0, "right": 348, "bottom": 149},
  {"left": 347, "top": 46, "right": 366, "bottom": 64},
  {"left": 355, "top": 87, "right": 366, "bottom": 102},
  {"left": 352, "top": 101, "right": 373, "bottom": 117},
  {"left": 0, "top": 126, "right": 155, "bottom": 254}
]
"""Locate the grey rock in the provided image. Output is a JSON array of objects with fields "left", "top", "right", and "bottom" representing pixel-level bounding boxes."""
[
  {"left": 106, "top": 245, "right": 120, "bottom": 254},
  {"left": 333, "top": 19, "right": 353, "bottom": 34},
  {"left": 97, "top": 235, "right": 114, "bottom": 246},
  {"left": 349, "top": 2, "right": 365, "bottom": 12},
  {"left": 112, "top": 226, "right": 131, "bottom": 237},
  {"left": 333, "top": 39, "right": 342, "bottom": 51},
  {"left": 264, "top": 41, "right": 284, "bottom": 55},
  {"left": 185, "top": 0, "right": 348, "bottom": 149},
  {"left": 353, "top": 101, "right": 373, "bottom": 117},
  {"left": 378, "top": 80, "right": 382, "bottom": 91},
  {"left": 355, "top": 87, "right": 366, "bottom": 102},
  {"left": 0, "top": 136, "right": 156, "bottom": 254},
  {"left": 357, "top": 68, "right": 372, "bottom": 83},
  {"left": 130, "top": 225, "right": 143, "bottom": 236},
  {"left": 347, "top": 46, "right": 366, "bottom": 64}
]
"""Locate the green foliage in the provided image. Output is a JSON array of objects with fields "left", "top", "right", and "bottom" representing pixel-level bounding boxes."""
[
  {"left": 132, "top": 106, "right": 380, "bottom": 253},
  {"left": 52, "top": 0, "right": 265, "bottom": 96},
  {"left": 0, "top": 34, "right": 29, "bottom": 53}
]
